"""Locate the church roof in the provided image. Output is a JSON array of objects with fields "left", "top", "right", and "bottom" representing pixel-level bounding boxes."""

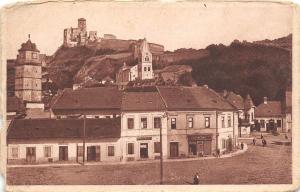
[{"left": 18, "top": 38, "right": 40, "bottom": 52}]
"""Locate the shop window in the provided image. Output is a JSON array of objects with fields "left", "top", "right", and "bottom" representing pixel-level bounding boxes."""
[
  {"left": 221, "top": 116, "right": 225, "bottom": 128},
  {"left": 44, "top": 146, "right": 52, "bottom": 158},
  {"left": 11, "top": 146, "right": 19, "bottom": 159},
  {"left": 127, "top": 143, "right": 134, "bottom": 155},
  {"left": 154, "top": 142, "right": 161, "bottom": 153},
  {"left": 260, "top": 120, "right": 265, "bottom": 128},
  {"left": 154, "top": 117, "right": 161, "bottom": 129},
  {"left": 187, "top": 116, "right": 193, "bottom": 128},
  {"left": 77, "top": 146, "right": 83, "bottom": 157},
  {"left": 171, "top": 118, "right": 176, "bottom": 129},
  {"left": 205, "top": 117, "right": 210, "bottom": 128},
  {"left": 108, "top": 146, "right": 115, "bottom": 156},
  {"left": 277, "top": 120, "right": 282, "bottom": 127},
  {"left": 127, "top": 118, "right": 134, "bottom": 129},
  {"left": 141, "top": 118, "right": 147, "bottom": 129},
  {"left": 228, "top": 116, "right": 231, "bottom": 127}
]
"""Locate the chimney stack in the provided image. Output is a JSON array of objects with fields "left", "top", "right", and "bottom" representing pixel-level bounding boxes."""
[{"left": 263, "top": 97, "right": 268, "bottom": 104}]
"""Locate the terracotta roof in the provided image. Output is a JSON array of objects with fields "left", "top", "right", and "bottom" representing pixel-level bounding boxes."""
[
  {"left": 244, "top": 94, "right": 255, "bottom": 110},
  {"left": 222, "top": 92, "right": 244, "bottom": 110},
  {"left": 255, "top": 101, "right": 282, "bottom": 118},
  {"left": 51, "top": 87, "right": 122, "bottom": 110},
  {"left": 122, "top": 91, "right": 165, "bottom": 111},
  {"left": 7, "top": 118, "right": 121, "bottom": 141},
  {"left": 157, "top": 86, "right": 235, "bottom": 111},
  {"left": 18, "top": 39, "right": 40, "bottom": 52},
  {"left": 7, "top": 96, "right": 25, "bottom": 113}
]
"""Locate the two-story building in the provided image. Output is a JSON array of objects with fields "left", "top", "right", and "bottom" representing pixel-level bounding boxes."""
[
  {"left": 121, "top": 87, "right": 168, "bottom": 161},
  {"left": 157, "top": 86, "right": 238, "bottom": 157}
]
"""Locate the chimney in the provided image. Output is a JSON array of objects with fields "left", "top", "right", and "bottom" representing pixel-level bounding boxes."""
[
  {"left": 223, "top": 90, "right": 228, "bottom": 97},
  {"left": 263, "top": 97, "right": 268, "bottom": 104}
]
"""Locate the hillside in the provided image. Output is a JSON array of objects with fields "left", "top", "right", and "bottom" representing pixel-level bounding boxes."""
[
  {"left": 46, "top": 34, "right": 292, "bottom": 105},
  {"left": 188, "top": 35, "right": 292, "bottom": 105}
]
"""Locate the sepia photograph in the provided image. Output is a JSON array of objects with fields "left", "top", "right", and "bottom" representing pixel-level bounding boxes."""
[{"left": 1, "top": 1, "right": 299, "bottom": 191}]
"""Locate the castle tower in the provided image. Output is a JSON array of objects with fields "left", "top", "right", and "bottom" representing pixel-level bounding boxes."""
[
  {"left": 139, "top": 38, "right": 153, "bottom": 80},
  {"left": 14, "top": 35, "right": 43, "bottom": 108},
  {"left": 78, "top": 18, "right": 87, "bottom": 32}
]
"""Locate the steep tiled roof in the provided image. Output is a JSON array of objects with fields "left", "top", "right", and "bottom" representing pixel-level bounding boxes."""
[
  {"left": 7, "top": 96, "right": 25, "bottom": 113},
  {"left": 244, "top": 94, "right": 255, "bottom": 110},
  {"left": 51, "top": 87, "right": 122, "bottom": 110},
  {"left": 122, "top": 91, "right": 165, "bottom": 111},
  {"left": 222, "top": 92, "right": 244, "bottom": 110},
  {"left": 255, "top": 101, "right": 282, "bottom": 118},
  {"left": 157, "top": 86, "right": 235, "bottom": 111},
  {"left": 7, "top": 118, "right": 121, "bottom": 141},
  {"left": 18, "top": 39, "right": 40, "bottom": 52}
]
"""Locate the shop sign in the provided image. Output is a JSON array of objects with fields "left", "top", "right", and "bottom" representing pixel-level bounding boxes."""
[
  {"left": 188, "top": 134, "right": 212, "bottom": 141},
  {"left": 137, "top": 136, "right": 152, "bottom": 141}
]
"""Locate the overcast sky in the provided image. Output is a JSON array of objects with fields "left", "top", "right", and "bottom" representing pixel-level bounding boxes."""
[{"left": 3, "top": 1, "right": 293, "bottom": 59}]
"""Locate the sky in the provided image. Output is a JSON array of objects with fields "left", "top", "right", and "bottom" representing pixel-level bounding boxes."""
[{"left": 2, "top": 1, "right": 293, "bottom": 59}]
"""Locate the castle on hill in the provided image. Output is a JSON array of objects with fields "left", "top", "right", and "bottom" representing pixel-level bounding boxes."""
[{"left": 63, "top": 18, "right": 117, "bottom": 47}]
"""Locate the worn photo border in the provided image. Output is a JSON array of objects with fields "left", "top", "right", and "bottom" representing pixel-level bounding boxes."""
[{"left": 0, "top": 1, "right": 299, "bottom": 191}]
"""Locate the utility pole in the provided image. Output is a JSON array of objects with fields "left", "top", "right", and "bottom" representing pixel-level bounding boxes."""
[
  {"left": 160, "top": 120, "right": 163, "bottom": 184},
  {"left": 83, "top": 114, "right": 86, "bottom": 165}
]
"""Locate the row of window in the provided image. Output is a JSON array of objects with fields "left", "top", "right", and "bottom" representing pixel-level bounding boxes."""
[
  {"left": 127, "top": 117, "right": 162, "bottom": 129},
  {"left": 143, "top": 66, "right": 151, "bottom": 72},
  {"left": 260, "top": 119, "right": 282, "bottom": 128},
  {"left": 127, "top": 115, "right": 232, "bottom": 130},
  {"left": 10, "top": 145, "right": 116, "bottom": 159},
  {"left": 127, "top": 142, "right": 161, "bottom": 155}
]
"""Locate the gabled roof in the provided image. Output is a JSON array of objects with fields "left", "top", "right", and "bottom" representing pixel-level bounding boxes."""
[
  {"left": 244, "top": 94, "right": 255, "bottom": 110},
  {"left": 7, "top": 96, "right": 25, "bottom": 113},
  {"left": 18, "top": 39, "right": 40, "bottom": 52},
  {"left": 222, "top": 92, "right": 245, "bottom": 110},
  {"left": 157, "top": 86, "right": 235, "bottom": 111},
  {"left": 7, "top": 118, "right": 121, "bottom": 141},
  {"left": 51, "top": 87, "right": 122, "bottom": 111},
  {"left": 122, "top": 90, "right": 165, "bottom": 111},
  {"left": 255, "top": 101, "right": 282, "bottom": 118}
]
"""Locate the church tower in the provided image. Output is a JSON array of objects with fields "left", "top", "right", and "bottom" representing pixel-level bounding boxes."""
[
  {"left": 14, "top": 35, "right": 43, "bottom": 108},
  {"left": 139, "top": 38, "right": 153, "bottom": 80}
]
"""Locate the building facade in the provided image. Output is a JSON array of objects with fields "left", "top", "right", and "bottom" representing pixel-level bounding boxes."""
[
  {"left": 255, "top": 97, "right": 285, "bottom": 132},
  {"left": 121, "top": 89, "right": 168, "bottom": 161},
  {"left": 158, "top": 86, "right": 239, "bottom": 157}
]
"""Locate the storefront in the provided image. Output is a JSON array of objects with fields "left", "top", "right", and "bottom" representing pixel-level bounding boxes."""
[{"left": 187, "top": 134, "right": 213, "bottom": 156}]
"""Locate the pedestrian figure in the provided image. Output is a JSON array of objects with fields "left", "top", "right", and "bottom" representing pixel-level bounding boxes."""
[
  {"left": 241, "top": 142, "right": 244, "bottom": 150},
  {"left": 285, "top": 134, "right": 288, "bottom": 140},
  {"left": 193, "top": 173, "right": 200, "bottom": 185},
  {"left": 216, "top": 148, "right": 220, "bottom": 158},
  {"left": 260, "top": 133, "right": 263, "bottom": 139},
  {"left": 262, "top": 138, "right": 267, "bottom": 147},
  {"left": 253, "top": 137, "right": 256, "bottom": 145}
]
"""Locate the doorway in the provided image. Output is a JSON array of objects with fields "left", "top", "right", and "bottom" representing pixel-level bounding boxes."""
[
  {"left": 170, "top": 142, "right": 179, "bottom": 157},
  {"left": 87, "top": 146, "right": 101, "bottom": 161},
  {"left": 26, "top": 147, "right": 36, "bottom": 163},
  {"left": 59, "top": 146, "right": 68, "bottom": 161},
  {"left": 140, "top": 143, "right": 148, "bottom": 158}
]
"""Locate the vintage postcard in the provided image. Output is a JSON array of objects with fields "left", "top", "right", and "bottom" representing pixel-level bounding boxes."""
[{"left": 0, "top": 0, "right": 300, "bottom": 191}]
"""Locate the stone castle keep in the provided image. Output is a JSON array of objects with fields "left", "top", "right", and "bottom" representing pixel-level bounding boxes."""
[{"left": 63, "top": 18, "right": 117, "bottom": 47}]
